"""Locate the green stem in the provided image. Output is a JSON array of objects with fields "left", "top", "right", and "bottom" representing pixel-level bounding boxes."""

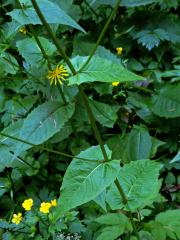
[
  {"left": 79, "top": 86, "right": 109, "bottom": 162},
  {"left": 115, "top": 179, "right": 140, "bottom": 240},
  {"left": 0, "top": 132, "right": 93, "bottom": 162},
  {"left": 30, "top": 1, "right": 140, "bottom": 238},
  {"left": 78, "top": 0, "right": 121, "bottom": 72}
]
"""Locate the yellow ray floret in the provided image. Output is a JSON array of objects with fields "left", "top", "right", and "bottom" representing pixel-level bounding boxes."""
[
  {"left": 112, "top": 81, "right": 120, "bottom": 87},
  {"left": 12, "top": 213, "right": 23, "bottom": 225},
  {"left": 116, "top": 47, "right": 123, "bottom": 55},
  {"left": 47, "top": 65, "right": 69, "bottom": 85}
]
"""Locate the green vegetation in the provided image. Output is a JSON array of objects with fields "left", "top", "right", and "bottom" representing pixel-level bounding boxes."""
[{"left": 0, "top": 0, "right": 180, "bottom": 239}]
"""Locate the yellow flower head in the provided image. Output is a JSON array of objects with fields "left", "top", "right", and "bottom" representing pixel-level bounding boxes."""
[
  {"left": 22, "top": 198, "right": 33, "bottom": 211},
  {"left": 51, "top": 199, "right": 57, "bottom": 207},
  {"left": 47, "top": 65, "right": 69, "bottom": 85},
  {"left": 39, "top": 202, "right": 52, "bottom": 214},
  {"left": 12, "top": 213, "right": 23, "bottom": 225},
  {"left": 19, "top": 27, "right": 27, "bottom": 35},
  {"left": 116, "top": 47, "right": 123, "bottom": 55},
  {"left": 112, "top": 81, "right": 120, "bottom": 87}
]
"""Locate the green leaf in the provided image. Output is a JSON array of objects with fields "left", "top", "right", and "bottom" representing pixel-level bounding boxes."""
[
  {"left": 150, "top": 137, "right": 165, "bottom": 158},
  {"left": 68, "top": 56, "right": 144, "bottom": 85},
  {"left": 127, "top": 126, "right": 152, "bottom": 161},
  {"left": 155, "top": 210, "right": 180, "bottom": 239},
  {"left": 90, "top": 100, "right": 118, "bottom": 128},
  {"left": 151, "top": 83, "right": 180, "bottom": 118},
  {"left": 121, "top": 0, "right": 157, "bottom": 7},
  {"left": 96, "top": 225, "right": 124, "bottom": 240},
  {"left": 95, "top": 213, "right": 128, "bottom": 225},
  {"left": 0, "top": 52, "right": 19, "bottom": 76},
  {"left": 56, "top": 145, "right": 120, "bottom": 216},
  {"left": 133, "top": 29, "right": 169, "bottom": 50},
  {"left": 106, "top": 159, "right": 161, "bottom": 211},
  {"left": 16, "top": 37, "right": 56, "bottom": 66},
  {"left": 0, "top": 120, "right": 24, "bottom": 151},
  {"left": 7, "top": 0, "right": 85, "bottom": 32},
  {"left": 14, "top": 101, "right": 75, "bottom": 156},
  {"left": 170, "top": 151, "right": 180, "bottom": 163},
  {"left": 145, "top": 221, "right": 166, "bottom": 240},
  {"left": 93, "top": 191, "right": 107, "bottom": 212}
]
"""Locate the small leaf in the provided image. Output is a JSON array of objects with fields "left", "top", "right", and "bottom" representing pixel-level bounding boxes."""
[{"left": 68, "top": 56, "right": 144, "bottom": 85}]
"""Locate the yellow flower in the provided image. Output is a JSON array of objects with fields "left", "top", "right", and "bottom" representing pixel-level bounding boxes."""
[
  {"left": 39, "top": 202, "right": 52, "bottom": 214},
  {"left": 112, "top": 82, "right": 120, "bottom": 87},
  {"left": 22, "top": 198, "right": 33, "bottom": 211},
  {"left": 51, "top": 199, "right": 57, "bottom": 207},
  {"left": 19, "top": 27, "right": 27, "bottom": 35},
  {"left": 12, "top": 213, "right": 23, "bottom": 225},
  {"left": 47, "top": 65, "right": 69, "bottom": 85},
  {"left": 116, "top": 47, "right": 123, "bottom": 55}
]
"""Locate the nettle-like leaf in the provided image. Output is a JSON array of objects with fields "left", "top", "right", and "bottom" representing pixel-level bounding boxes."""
[
  {"left": 95, "top": 213, "right": 133, "bottom": 240},
  {"left": 14, "top": 101, "right": 75, "bottom": 156},
  {"left": 133, "top": 29, "right": 169, "bottom": 50},
  {"left": 55, "top": 145, "right": 120, "bottom": 217},
  {"left": 106, "top": 159, "right": 161, "bottom": 212},
  {"left": 16, "top": 37, "right": 56, "bottom": 66},
  {"left": 68, "top": 56, "right": 144, "bottom": 85},
  {"left": 150, "top": 83, "right": 180, "bottom": 118},
  {"left": 7, "top": 0, "right": 85, "bottom": 32},
  {"left": 155, "top": 210, "right": 180, "bottom": 239},
  {"left": 146, "top": 210, "right": 180, "bottom": 240}
]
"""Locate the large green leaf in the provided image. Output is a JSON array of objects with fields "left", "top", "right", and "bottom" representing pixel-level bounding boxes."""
[
  {"left": 56, "top": 145, "right": 120, "bottom": 216},
  {"left": 150, "top": 83, "right": 180, "bottom": 118},
  {"left": 16, "top": 37, "right": 56, "bottom": 66},
  {"left": 106, "top": 159, "right": 161, "bottom": 212},
  {"left": 127, "top": 126, "right": 152, "bottom": 161},
  {"left": 7, "top": 0, "right": 84, "bottom": 32},
  {"left": 90, "top": 100, "right": 119, "bottom": 128},
  {"left": 68, "top": 56, "right": 144, "bottom": 85},
  {"left": 14, "top": 101, "right": 75, "bottom": 156}
]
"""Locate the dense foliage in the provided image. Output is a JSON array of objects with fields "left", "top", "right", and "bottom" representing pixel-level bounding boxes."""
[{"left": 0, "top": 0, "right": 180, "bottom": 239}]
